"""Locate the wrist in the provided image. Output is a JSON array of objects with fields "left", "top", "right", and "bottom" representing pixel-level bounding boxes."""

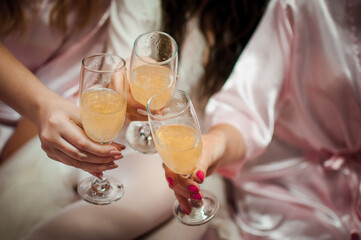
[{"left": 207, "top": 123, "right": 246, "bottom": 166}]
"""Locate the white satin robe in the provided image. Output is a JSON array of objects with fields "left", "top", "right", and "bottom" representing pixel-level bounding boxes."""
[{"left": 206, "top": 0, "right": 361, "bottom": 239}]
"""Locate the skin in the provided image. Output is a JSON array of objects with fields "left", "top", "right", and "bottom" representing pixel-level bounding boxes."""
[
  {"left": 0, "top": 43, "right": 127, "bottom": 175},
  {"left": 163, "top": 123, "right": 247, "bottom": 214}
]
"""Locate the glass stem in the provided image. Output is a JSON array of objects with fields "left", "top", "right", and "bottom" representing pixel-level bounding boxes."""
[
  {"left": 91, "top": 176, "right": 110, "bottom": 194},
  {"left": 139, "top": 124, "right": 153, "bottom": 145},
  {"left": 190, "top": 198, "right": 203, "bottom": 209}
]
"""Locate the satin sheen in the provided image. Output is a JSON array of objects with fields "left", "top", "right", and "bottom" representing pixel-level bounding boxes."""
[{"left": 206, "top": 0, "right": 361, "bottom": 239}]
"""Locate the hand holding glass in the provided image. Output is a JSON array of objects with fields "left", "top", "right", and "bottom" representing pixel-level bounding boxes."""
[
  {"left": 147, "top": 89, "right": 219, "bottom": 225},
  {"left": 77, "top": 53, "right": 127, "bottom": 205}
]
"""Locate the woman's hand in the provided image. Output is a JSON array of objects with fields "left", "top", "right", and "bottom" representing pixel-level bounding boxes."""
[
  {"left": 36, "top": 95, "right": 125, "bottom": 177},
  {"left": 0, "top": 43, "right": 126, "bottom": 177},
  {"left": 162, "top": 132, "right": 226, "bottom": 214},
  {"left": 123, "top": 57, "right": 148, "bottom": 122},
  {"left": 126, "top": 86, "right": 148, "bottom": 121},
  {"left": 162, "top": 124, "right": 246, "bottom": 214}
]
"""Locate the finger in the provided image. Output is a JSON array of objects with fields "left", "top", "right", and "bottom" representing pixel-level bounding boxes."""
[
  {"left": 47, "top": 149, "right": 119, "bottom": 173},
  {"left": 191, "top": 142, "right": 211, "bottom": 184},
  {"left": 126, "top": 108, "right": 148, "bottom": 121},
  {"left": 90, "top": 172, "right": 103, "bottom": 179},
  {"left": 192, "top": 168, "right": 206, "bottom": 184},
  {"left": 172, "top": 182, "right": 202, "bottom": 202},
  {"left": 163, "top": 164, "right": 200, "bottom": 198},
  {"left": 62, "top": 125, "right": 124, "bottom": 158},
  {"left": 126, "top": 90, "right": 147, "bottom": 120},
  {"left": 175, "top": 193, "right": 191, "bottom": 215},
  {"left": 41, "top": 135, "right": 123, "bottom": 165},
  {"left": 192, "top": 153, "right": 220, "bottom": 183},
  {"left": 111, "top": 142, "right": 126, "bottom": 150},
  {"left": 137, "top": 108, "right": 148, "bottom": 115}
]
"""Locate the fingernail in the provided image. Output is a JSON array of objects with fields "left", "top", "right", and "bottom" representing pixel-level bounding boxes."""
[
  {"left": 188, "top": 185, "right": 199, "bottom": 193},
  {"left": 351, "top": 233, "right": 359, "bottom": 240},
  {"left": 190, "top": 193, "right": 202, "bottom": 200},
  {"left": 109, "top": 150, "right": 122, "bottom": 156},
  {"left": 167, "top": 177, "right": 174, "bottom": 187},
  {"left": 107, "top": 163, "right": 118, "bottom": 169},
  {"left": 112, "top": 154, "right": 123, "bottom": 160},
  {"left": 183, "top": 208, "right": 190, "bottom": 215},
  {"left": 137, "top": 109, "right": 148, "bottom": 115},
  {"left": 196, "top": 171, "right": 204, "bottom": 182}
]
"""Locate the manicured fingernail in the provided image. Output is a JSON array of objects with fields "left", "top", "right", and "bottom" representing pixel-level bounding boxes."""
[
  {"left": 109, "top": 150, "right": 122, "bottom": 156},
  {"left": 190, "top": 193, "right": 202, "bottom": 200},
  {"left": 196, "top": 171, "right": 204, "bottom": 182},
  {"left": 351, "top": 232, "right": 359, "bottom": 240},
  {"left": 183, "top": 208, "right": 190, "bottom": 215},
  {"left": 188, "top": 185, "right": 199, "bottom": 193},
  {"left": 167, "top": 177, "right": 174, "bottom": 187},
  {"left": 112, "top": 154, "right": 123, "bottom": 160}
]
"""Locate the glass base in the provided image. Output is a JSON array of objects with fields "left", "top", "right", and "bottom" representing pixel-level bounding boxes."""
[
  {"left": 126, "top": 121, "right": 158, "bottom": 154},
  {"left": 173, "top": 190, "right": 219, "bottom": 226},
  {"left": 78, "top": 175, "right": 124, "bottom": 205}
]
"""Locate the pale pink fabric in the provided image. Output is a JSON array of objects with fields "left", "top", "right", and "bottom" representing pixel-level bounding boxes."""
[
  {"left": 0, "top": 0, "right": 110, "bottom": 150},
  {"left": 206, "top": 0, "right": 361, "bottom": 239}
]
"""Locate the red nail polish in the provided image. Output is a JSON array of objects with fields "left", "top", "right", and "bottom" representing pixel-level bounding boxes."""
[
  {"left": 188, "top": 185, "right": 199, "bottom": 193},
  {"left": 351, "top": 233, "right": 359, "bottom": 240},
  {"left": 167, "top": 177, "right": 174, "bottom": 187},
  {"left": 196, "top": 171, "right": 204, "bottom": 182},
  {"left": 183, "top": 208, "right": 190, "bottom": 215},
  {"left": 190, "top": 193, "right": 202, "bottom": 200}
]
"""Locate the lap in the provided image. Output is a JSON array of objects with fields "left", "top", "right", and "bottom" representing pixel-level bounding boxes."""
[
  {"left": 0, "top": 136, "right": 176, "bottom": 240},
  {"left": 232, "top": 156, "right": 360, "bottom": 239},
  {"left": 0, "top": 131, "right": 231, "bottom": 240}
]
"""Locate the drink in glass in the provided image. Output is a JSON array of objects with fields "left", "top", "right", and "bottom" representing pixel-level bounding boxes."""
[
  {"left": 126, "top": 31, "right": 178, "bottom": 154},
  {"left": 147, "top": 89, "right": 219, "bottom": 225},
  {"left": 77, "top": 53, "right": 127, "bottom": 205}
]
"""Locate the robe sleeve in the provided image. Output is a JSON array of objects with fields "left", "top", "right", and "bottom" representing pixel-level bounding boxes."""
[
  {"left": 205, "top": 0, "right": 294, "bottom": 179},
  {"left": 107, "top": 0, "right": 161, "bottom": 58}
]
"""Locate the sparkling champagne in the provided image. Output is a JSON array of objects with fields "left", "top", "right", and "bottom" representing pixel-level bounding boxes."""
[
  {"left": 155, "top": 124, "right": 201, "bottom": 175},
  {"left": 81, "top": 88, "right": 126, "bottom": 143},
  {"left": 131, "top": 65, "right": 175, "bottom": 108}
]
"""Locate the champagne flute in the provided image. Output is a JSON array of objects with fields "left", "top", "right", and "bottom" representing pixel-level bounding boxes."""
[
  {"left": 126, "top": 31, "right": 178, "bottom": 154},
  {"left": 147, "top": 89, "right": 219, "bottom": 225},
  {"left": 77, "top": 53, "right": 127, "bottom": 205}
]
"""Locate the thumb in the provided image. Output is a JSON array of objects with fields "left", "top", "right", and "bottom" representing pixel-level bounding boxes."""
[
  {"left": 191, "top": 134, "right": 222, "bottom": 183},
  {"left": 192, "top": 167, "right": 206, "bottom": 184}
]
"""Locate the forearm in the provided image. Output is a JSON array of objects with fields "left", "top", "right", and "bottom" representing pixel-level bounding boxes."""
[
  {"left": 207, "top": 123, "right": 246, "bottom": 168},
  {"left": 0, "top": 43, "right": 58, "bottom": 124}
]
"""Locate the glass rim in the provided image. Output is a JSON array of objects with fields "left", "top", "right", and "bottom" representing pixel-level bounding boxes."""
[
  {"left": 82, "top": 53, "right": 126, "bottom": 73},
  {"left": 147, "top": 89, "right": 191, "bottom": 120},
  {"left": 133, "top": 31, "right": 178, "bottom": 66}
]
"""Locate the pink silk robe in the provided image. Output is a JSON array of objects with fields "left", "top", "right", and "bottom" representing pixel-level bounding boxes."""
[
  {"left": 206, "top": 0, "right": 361, "bottom": 239},
  {"left": 0, "top": 0, "right": 110, "bottom": 151}
]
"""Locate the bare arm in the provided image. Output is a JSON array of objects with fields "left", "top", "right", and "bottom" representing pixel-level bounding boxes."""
[{"left": 0, "top": 43, "right": 124, "bottom": 174}]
